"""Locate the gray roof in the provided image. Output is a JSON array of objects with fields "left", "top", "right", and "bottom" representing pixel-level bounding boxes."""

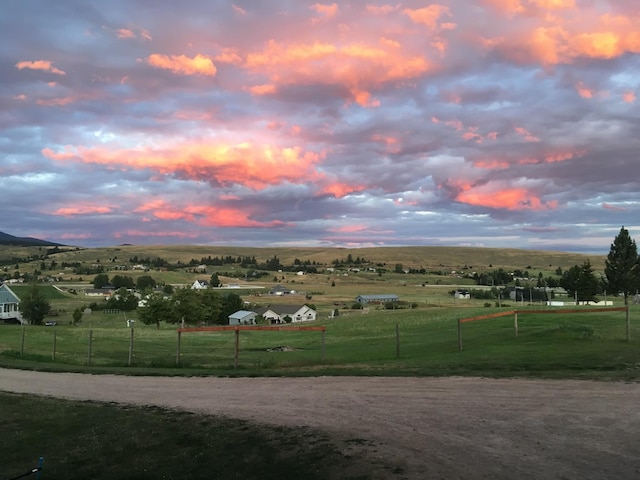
[
  {"left": 0, "top": 284, "right": 20, "bottom": 304},
  {"left": 229, "top": 310, "right": 256, "bottom": 319},
  {"left": 356, "top": 294, "right": 399, "bottom": 300}
]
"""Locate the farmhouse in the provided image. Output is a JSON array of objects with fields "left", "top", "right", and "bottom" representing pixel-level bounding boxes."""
[
  {"left": 454, "top": 290, "right": 470, "bottom": 299},
  {"left": 269, "top": 285, "right": 291, "bottom": 295},
  {"left": 191, "top": 280, "right": 208, "bottom": 289},
  {"left": 0, "top": 283, "right": 25, "bottom": 324},
  {"left": 228, "top": 310, "right": 257, "bottom": 326},
  {"left": 254, "top": 304, "right": 317, "bottom": 324},
  {"left": 355, "top": 294, "right": 399, "bottom": 305}
]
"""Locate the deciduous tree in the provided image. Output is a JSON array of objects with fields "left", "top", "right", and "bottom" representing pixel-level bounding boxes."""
[{"left": 19, "top": 283, "right": 50, "bottom": 325}]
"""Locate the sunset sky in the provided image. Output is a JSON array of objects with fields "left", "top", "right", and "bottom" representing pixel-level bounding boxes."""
[{"left": 2, "top": 1, "right": 639, "bottom": 252}]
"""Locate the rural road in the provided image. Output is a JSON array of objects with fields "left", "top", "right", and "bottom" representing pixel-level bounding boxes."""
[{"left": 1, "top": 369, "right": 639, "bottom": 479}]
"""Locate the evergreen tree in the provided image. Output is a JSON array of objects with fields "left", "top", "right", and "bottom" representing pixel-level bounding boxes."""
[
  {"left": 604, "top": 226, "right": 640, "bottom": 305},
  {"left": 576, "top": 260, "right": 599, "bottom": 303}
]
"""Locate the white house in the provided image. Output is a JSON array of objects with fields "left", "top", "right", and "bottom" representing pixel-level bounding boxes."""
[
  {"left": 0, "top": 284, "right": 25, "bottom": 324},
  {"left": 254, "top": 304, "right": 317, "bottom": 324},
  {"left": 191, "top": 280, "right": 208, "bottom": 290},
  {"left": 228, "top": 310, "right": 257, "bottom": 325}
]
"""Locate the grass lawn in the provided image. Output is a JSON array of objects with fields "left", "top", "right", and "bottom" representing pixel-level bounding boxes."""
[{"left": 0, "top": 392, "right": 382, "bottom": 480}]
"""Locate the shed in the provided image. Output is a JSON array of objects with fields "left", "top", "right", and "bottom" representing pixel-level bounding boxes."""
[
  {"left": 355, "top": 294, "right": 399, "bottom": 305},
  {"left": 229, "top": 310, "right": 257, "bottom": 326}
]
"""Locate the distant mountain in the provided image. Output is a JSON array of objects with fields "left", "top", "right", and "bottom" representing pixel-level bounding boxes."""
[{"left": 0, "top": 231, "right": 65, "bottom": 247}]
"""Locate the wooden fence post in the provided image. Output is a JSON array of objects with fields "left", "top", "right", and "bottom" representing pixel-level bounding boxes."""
[
  {"left": 234, "top": 328, "right": 240, "bottom": 369},
  {"left": 626, "top": 305, "right": 630, "bottom": 342},
  {"left": 176, "top": 331, "right": 181, "bottom": 365},
  {"left": 20, "top": 324, "right": 26, "bottom": 357},
  {"left": 514, "top": 310, "right": 519, "bottom": 337},
  {"left": 87, "top": 329, "right": 93, "bottom": 365},
  {"left": 128, "top": 327, "right": 134, "bottom": 366}
]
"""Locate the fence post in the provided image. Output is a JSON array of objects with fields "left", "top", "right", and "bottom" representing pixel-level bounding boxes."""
[
  {"left": 128, "top": 327, "right": 134, "bottom": 366},
  {"left": 20, "top": 324, "right": 26, "bottom": 357},
  {"left": 176, "top": 331, "right": 181, "bottom": 365},
  {"left": 396, "top": 323, "right": 400, "bottom": 358},
  {"left": 52, "top": 331, "right": 56, "bottom": 361},
  {"left": 514, "top": 310, "right": 519, "bottom": 337},
  {"left": 457, "top": 319, "right": 462, "bottom": 351},
  {"left": 87, "top": 329, "right": 93, "bottom": 365},
  {"left": 234, "top": 328, "right": 240, "bottom": 369},
  {"left": 626, "top": 305, "right": 630, "bottom": 342}
]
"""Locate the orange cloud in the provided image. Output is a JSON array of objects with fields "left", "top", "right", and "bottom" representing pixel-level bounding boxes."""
[
  {"left": 147, "top": 54, "right": 217, "bottom": 76},
  {"left": 15, "top": 60, "right": 65, "bottom": 75},
  {"left": 52, "top": 205, "right": 114, "bottom": 216},
  {"left": 117, "top": 28, "right": 136, "bottom": 39},
  {"left": 215, "top": 48, "right": 243, "bottom": 64},
  {"left": 623, "top": 91, "right": 636, "bottom": 103},
  {"left": 456, "top": 185, "right": 556, "bottom": 210},
  {"left": 134, "top": 200, "right": 286, "bottom": 228},
  {"left": 244, "top": 39, "right": 429, "bottom": 106},
  {"left": 320, "top": 182, "right": 365, "bottom": 198},
  {"left": 43, "top": 141, "right": 325, "bottom": 191},
  {"left": 249, "top": 84, "right": 277, "bottom": 95}
]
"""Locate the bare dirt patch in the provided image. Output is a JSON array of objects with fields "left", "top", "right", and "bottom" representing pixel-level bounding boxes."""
[{"left": 1, "top": 368, "right": 638, "bottom": 479}]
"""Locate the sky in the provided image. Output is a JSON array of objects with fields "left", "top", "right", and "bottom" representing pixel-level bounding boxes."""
[{"left": 2, "top": 1, "right": 639, "bottom": 253}]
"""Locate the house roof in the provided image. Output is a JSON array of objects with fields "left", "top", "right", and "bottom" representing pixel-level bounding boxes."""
[
  {"left": 0, "top": 284, "right": 20, "bottom": 304},
  {"left": 229, "top": 310, "right": 256, "bottom": 319},
  {"left": 254, "top": 304, "right": 312, "bottom": 316}
]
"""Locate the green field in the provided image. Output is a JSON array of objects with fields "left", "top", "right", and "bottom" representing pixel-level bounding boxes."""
[{"left": 2, "top": 304, "right": 638, "bottom": 379}]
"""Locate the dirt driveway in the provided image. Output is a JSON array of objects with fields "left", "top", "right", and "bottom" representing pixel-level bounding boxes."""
[{"left": 1, "top": 368, "right": 639, "bottom": 479}]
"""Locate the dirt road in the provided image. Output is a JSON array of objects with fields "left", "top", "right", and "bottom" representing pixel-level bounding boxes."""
[{"left": 1, "top": 368, "right": 639, "bottom": 479}]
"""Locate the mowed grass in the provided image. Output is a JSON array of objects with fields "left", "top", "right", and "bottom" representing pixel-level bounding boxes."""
[
  {"left": 0, "top": 393, "right": 384, "bottom": 480},
  {"left": 1, "top": 305, "right": 638, "bottom": 379}
]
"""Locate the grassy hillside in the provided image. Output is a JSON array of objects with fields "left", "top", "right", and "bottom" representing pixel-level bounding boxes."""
[{"left": 1, "top": 244, "right": 606, "bottom": 271}]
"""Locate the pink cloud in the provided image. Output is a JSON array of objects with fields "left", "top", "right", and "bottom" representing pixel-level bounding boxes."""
[
  {"left": 515, "top": 127, "right": 540, "bottom": 142},
  {"left": 15, "top": 60, "right": 65, "bottom": 75},
  {"left": 623, "top": 91, "right": 636, "bottom": 103},
  {"left": 403, "top": 5, "right": 451, "bottom": 29},
  {"left": 311, "top": 3, "right": 338, "bottom": 19}
]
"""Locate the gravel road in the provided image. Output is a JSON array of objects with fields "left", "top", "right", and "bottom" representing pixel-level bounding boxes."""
[{"left": 1, "top": 368, "right": 639, "bottom": 479}]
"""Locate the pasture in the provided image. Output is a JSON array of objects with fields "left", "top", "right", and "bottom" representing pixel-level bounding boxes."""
[{"left": 2, "top": 304, "right": 638, "bottom": 379}]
